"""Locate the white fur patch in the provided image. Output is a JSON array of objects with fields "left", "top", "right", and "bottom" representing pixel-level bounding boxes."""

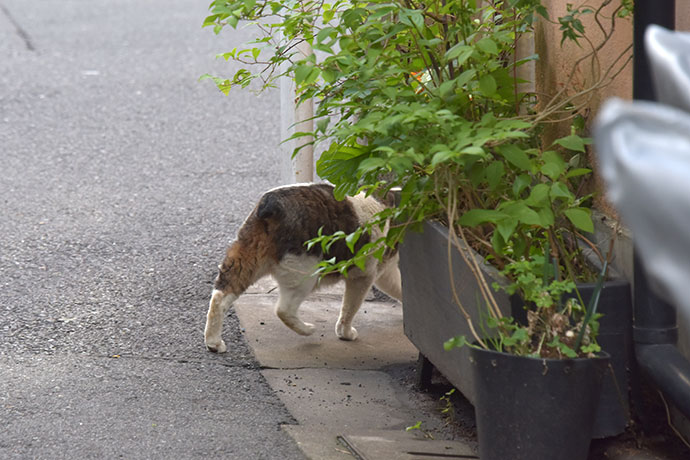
[
  {"left": 204, "top": 289, "right": 238, "bottom": 353},
  {"left": 347, "top": 193, "right": 388, "bottom": 238},
  {"left": 271, "top": 253, "right": 322, "bottom": 288},
  {"left": 214, "top": 289, "right": 237, "bottom": 313}
]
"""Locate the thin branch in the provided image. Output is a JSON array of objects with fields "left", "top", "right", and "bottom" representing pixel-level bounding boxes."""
[
  {"left": 442, "top": 175, "right": 488, "bottom": 348},
  {"left": 575, "top": 230, "right": 605, "bottom": 265}
]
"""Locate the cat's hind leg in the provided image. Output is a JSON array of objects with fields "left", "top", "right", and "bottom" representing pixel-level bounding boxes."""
[
  {"left": 336, "top": 274, "right": 375, "bottom": 341},
  {"left": 274, "top": 280, "right": 318, "bottom": 336},
  {"left": 204, "top": 289, "right": 237, "bottom": 353},
  {"left": 272, "top": 254, "right": 320, "bottom": 336},
  {"left": 205, "top": 239, "right": 269, "bottom": 353}
]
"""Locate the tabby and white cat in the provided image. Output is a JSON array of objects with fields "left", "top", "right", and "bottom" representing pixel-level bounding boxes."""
[{"left": 204, "top": 183, "right": 401, "bottom": 353}]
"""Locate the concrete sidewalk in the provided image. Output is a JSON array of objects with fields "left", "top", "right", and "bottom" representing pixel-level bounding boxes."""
[
  {"left": 233, "top": 277, "right": 478, "bottom": 460},
  {"left": 231, "top": 277, "right": 688, "bottom": 460}
]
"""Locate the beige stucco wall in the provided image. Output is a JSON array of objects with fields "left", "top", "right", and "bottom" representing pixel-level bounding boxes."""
[
  {"left": 537, "top": 1, "right": 689, "bottom": 109},
  {"left": 536, "top": 1, "right": 633, "bottom": 107},
  {"left": 536, "top": 1, "right": 690, "bottom": 217},
  {"left": 535, "top": 1, "right": 634, "bottom": 219},
  {"left": 671, "top": 1, "right": 689, "bottom": 361},
  {"left": 679, "top": 1, "right": 690, "bottom": 31}
]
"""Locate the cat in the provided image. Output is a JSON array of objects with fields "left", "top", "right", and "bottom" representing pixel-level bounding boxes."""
[{"left": 204, "top": 183, "right": 402, "bottom": 353}]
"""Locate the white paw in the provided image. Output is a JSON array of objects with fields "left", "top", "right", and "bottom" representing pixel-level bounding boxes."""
[
  {"left": 336, "top": 322, "right": 358, "bottom": 341},
  {"left": 295, "top": 322, "right": 316, "bottom": 336},
  {"left": 205, "top": 338, "right": 227, "bottom": 353}
]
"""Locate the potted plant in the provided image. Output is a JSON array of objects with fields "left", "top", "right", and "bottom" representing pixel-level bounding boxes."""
[
  {"left": 202, "top": 0, "right": 633, "bottom": 457},
  {"left": 446, "top": 244, "right": 612, "bottom": 460}
]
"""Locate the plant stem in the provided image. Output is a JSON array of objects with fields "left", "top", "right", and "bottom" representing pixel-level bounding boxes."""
[{"left": 445, "top": 183, "right": 487, "bottom": 348}]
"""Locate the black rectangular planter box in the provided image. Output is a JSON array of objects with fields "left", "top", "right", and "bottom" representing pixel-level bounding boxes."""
[{"left": 400, "top": 220, "right": 633, "bottom": 438}]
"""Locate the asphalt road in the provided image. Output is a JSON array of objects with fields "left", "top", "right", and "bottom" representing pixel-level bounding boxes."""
[{"left": 0, "top": 1, "right": 305, "bottom": 458}]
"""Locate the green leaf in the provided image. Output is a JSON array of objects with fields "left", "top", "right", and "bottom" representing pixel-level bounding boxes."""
[
  {"left": 549, "top": 337, "right": 577, "bottom": 358},
  {"left": 525, "top": 183, "right": 550, "bottom": 206},
  {"left": 444, "top": 335, "right": 468, "bottom": 351},
  {"left": 565, "top": 168, "right": 591, "bottom": 179},
  {"left": 406, "top": 421, "right": 423, "bottom": 431},
  {"left": 479, "top": 74, "right": 497, "bottom": 96},
  {"left": 512, "top": 174, "right": 531, "bottom": 197},
  {"left": 476, "top": 37, "right": 499, "bottom": 55},
  {"left": 550, "top": 182, "right": 574, "bottom": 202},
  {"left": 321, "top": 68, "right": 336, "bottom": 83},
  {"left": 345, "top": 230, "right": 361, "bottom": 253},
  {"left": 502, "top": 202, "right": 542, "bottom": 226},
  {"left": 498, "top": 144, "right": 532, "bottom": 171},
  {"left": 462, "top": 146, "right": 486, "bottom": 156},
  {"left": 503, "top": 327, "right": 529, "bottom": 347},
  {"left": 554, "top": 134, "right": 587, "bottom": 153},
  {"left": 497, "top": 218, "right": 518, "bottom": 242},
  {"left": 357, "top": 157, "right": 387, "bottom": 174},
  {"left": 203, "top": 14, "right": 220, "bottom": 28},
  {"left": 540, "top": 150, "right": 566, "bottom": 180},
  {"left": 294, "top": 63, "right": 320, "bottom": 86},
  {"left": 316, "top": 117, "right": 329, "bottom": 133},
  {"left": 454, "top": 69, "right": 477, "bottom": 88},
  {"left": 439, "top": 80, "right": 455, "bottom": 98},
  {"left": 536, "top": 5, "right": 549, "bottom": 19},
  {"left": 459, "top": 209, "right": 509, "bottom": 227},
  {"left": 216, "top": 50, "right": 235, "bottom": 61},
  {"left": 316, "top": 26, "right": 336, "bottom": 43},
  {"left": 485, "top": 161, "right": 505, "bottom": 191},
  {"left": 431, "top": 149, "right": 456, "bottom": 167},
  {"left": 400, "top": 9, "right": 424, "bottom": 29},
  {"left": 537, "top": 207, "right": 555, "bottom": 226},
  {"left": 371, "top": 244, "right": 386, "bottom": 261},
  {"left": 445, "top": 44, "right": 474, "bottom": 66},
  {"left": 295, "top": 64, "right": 312, "bottom": 85},
  {"left": 323, "top": 8, "right": 335, "bottom": 22},
  {"left": 563, "top": 208, "right": 594, "bottom": 233},
  {"left": 342, "top": 7, "right": 366, "bottom": 28},
  {"left": 581, "top": 343, "right": 601, "bottom": 354},
  {"left": 199, "top": 74, "right": 234, "bottom": 95},
  {"left": 491, "top": 230, "right": 507, "bottom": 256},
  {"left": 469, "top": 162, "right": 484, "bottom": 188}
]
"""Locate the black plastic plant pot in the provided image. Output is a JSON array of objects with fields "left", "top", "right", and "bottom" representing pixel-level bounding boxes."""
[{"left": 470, "top": 346, "right": 610, "bottom": 460}]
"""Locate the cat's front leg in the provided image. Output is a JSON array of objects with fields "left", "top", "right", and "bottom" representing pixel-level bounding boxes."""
[{"left": 204, "top": 289, "right": 237, "bottom": 353}]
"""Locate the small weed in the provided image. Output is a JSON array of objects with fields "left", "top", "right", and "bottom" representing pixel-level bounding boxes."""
[
  {"left": 440, "top": 388, "right": 456, "bottom": 423},
  {"left": 406, "top": 421, "right": 434, "bottom": 440}
]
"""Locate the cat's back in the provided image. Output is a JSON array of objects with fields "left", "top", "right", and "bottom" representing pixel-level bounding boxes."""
[{"left": 250, "top": 183, "right": 382, "bottom": 262}]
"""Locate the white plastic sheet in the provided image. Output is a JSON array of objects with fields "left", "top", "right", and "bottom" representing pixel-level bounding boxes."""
[{"left": 594, "top": 25, "right": 690, "bottom": 318}]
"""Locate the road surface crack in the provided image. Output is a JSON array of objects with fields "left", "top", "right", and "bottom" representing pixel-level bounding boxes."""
[{"left": 1, "top": 3, "right": 35, "bottom": 51}]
